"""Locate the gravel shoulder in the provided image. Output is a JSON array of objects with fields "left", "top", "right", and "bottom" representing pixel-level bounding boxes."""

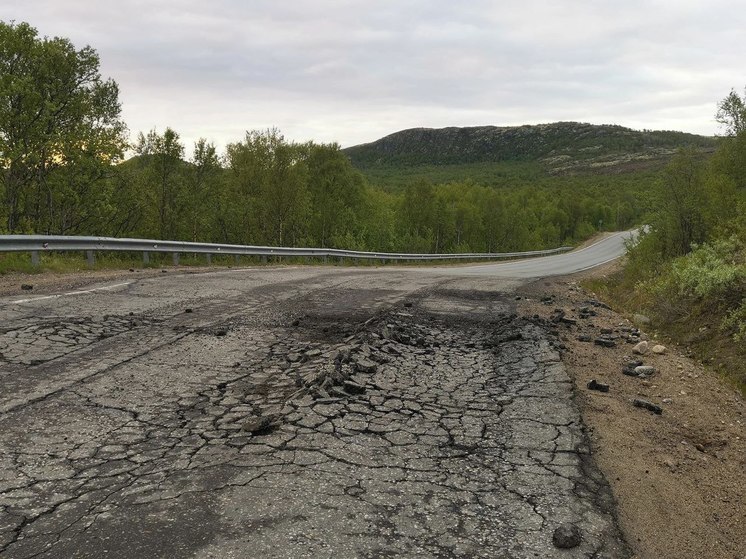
[{"left": 517, "top": 264, "right": 745, "bottom": 559}]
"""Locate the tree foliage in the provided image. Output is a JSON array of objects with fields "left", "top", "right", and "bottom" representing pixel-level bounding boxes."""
[
  {"left": 716, "top": 88, "right": 746, "bottom": 137},
  {"left": 0, "top": 21, "right": 127, "bottom": 233}
]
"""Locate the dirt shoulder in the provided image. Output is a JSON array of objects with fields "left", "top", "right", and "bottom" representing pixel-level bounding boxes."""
[{"left": 517, "top": 263, "right": 745, "bottom": 559}]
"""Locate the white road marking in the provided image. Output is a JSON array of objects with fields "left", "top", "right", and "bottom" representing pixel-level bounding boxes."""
[{"left": 7, "top": 281, "right": 133, "bottom": 305}]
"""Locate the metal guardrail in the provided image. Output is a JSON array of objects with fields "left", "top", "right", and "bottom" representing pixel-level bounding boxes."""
[{"left": 0, "top": 235, "right": 573, "bottom": 266}]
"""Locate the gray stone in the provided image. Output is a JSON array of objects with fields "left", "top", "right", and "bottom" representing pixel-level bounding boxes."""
[
  {"left": 634, "top": 365, "right": 656, "bottom": 376},
  {"left": 552, "top": 523, "right": 582, "bottom": 548},
  {"left": 632, "top": 399, "right": 663, "bottom": 415},
  {"left": 632, "top": 341, "right": 649, "bottom": 355}
]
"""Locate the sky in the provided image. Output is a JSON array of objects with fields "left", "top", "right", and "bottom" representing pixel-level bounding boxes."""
[{"left": 2, "top": 0, "right": 744, "bottom": 154}]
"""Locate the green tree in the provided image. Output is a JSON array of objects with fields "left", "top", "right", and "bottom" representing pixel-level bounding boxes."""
[
  {"left": 306, "top": 143, "right": 364, "bottom": 247},
  {"left": 225, "top": 129, "right": 309, "bottom": 246},
  {"left": 134, "top": 127, "right": 185, "bottom": 239},
  {"left": 0, "top": 21, "right": 127, "bottom": 233},
  {"left": 653, "top": 149, "right": 708, "bottom": 256},
  {"left": 185, "top": 138, "right": 221, "bottom": 241},
  {"left": 716, "top": 88, "right": 746, "bottom": 137}
]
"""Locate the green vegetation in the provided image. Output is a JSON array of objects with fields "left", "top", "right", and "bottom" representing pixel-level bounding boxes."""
[
  {"left": 591, "top": 89, "right": 746, "bottom": 393},
  {"left": 344, "top": 122, "right": 716, "bottom": 172},
  {"left": 0, "top": 20, "right": 667, "bottom": 264},
  {"left": 0, "top": 21, "right": 127, "bottom": 235},
  {"left": 0, "top": 20, "right": 722, "bottom": 279}
]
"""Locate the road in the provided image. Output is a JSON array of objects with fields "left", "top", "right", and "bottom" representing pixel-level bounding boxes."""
[
  {"left": 435, "top": 230, "right": 635, "bottom": 277},
  {"left": 0, "top": 234, "right": 633, "bottom": 558}
]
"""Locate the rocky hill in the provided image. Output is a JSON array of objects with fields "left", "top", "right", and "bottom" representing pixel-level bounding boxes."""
[{"left": 343, "top": 122, "right": 717, "bottom": 175}]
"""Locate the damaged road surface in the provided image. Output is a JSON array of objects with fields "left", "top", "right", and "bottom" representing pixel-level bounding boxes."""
[{"left": 0, "top": 267, "right": 630, "bottom": 558}]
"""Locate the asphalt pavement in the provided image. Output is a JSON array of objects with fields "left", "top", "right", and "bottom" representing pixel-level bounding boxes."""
[{"left": 0, "top": 234, "right": 634, "bottom": 558}]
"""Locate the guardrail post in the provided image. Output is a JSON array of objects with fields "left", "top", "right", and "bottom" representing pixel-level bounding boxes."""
[
  {"left": 143, "top": 251, "right": 150, "bottom": 265},
  {"left": 261, "top": 255, "right": 267, "bottom": 264},
  {"left": 206, "top": 253, "right": 212, "bottom": 265},
  {"left": 235, "top": 255, "right": 240, "bottom": 264},
  {"left": 31, "top": 251, "right": 40, "bottom": 266},
  {"left": 172, "top": 252, "right": 179, "bottom": 266},
  {"left": 322, "top": 255, "right": 328, "bottom": 264},
  {"left": 86, "top": 250, "right": 95, "bottom": 267}
]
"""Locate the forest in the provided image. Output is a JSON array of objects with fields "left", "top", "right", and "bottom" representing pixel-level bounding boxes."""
[{"left": 1, "top": 20, "right": 649, "bottom": 255}]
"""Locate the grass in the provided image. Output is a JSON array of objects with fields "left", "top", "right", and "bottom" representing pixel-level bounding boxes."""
[{"left": 0, "top": 249, "right": 547, "bottom": 276}]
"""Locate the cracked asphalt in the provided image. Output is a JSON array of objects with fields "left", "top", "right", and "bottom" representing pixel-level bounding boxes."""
[{"left": 0, "top": 267, "right": 630, "bottom": 558}]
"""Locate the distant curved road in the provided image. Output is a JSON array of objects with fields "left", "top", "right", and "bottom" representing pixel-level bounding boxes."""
[{"left": 435, "top": 229, "right": 636, "bottom": 278}]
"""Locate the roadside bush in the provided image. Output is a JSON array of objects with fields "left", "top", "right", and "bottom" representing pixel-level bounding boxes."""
[
  {"left": 723, "top": 302, "right": 746, "bottom": 342},
  {"left": 669, "top": 236, "right": 745, "bottom": 298}
]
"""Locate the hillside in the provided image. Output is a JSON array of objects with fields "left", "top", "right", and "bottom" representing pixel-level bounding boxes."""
[{"left": 343, "top": 122, "right": 717, "bottom": 183}]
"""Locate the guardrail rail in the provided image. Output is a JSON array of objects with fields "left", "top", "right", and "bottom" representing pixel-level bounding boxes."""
[{"left": 0, "top": 235, "right": 573, "bottom": 267}]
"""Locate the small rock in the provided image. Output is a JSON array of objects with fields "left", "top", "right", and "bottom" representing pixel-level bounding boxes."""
[
  {"left": 552, "top": 524, "right": 582, "bottom": 549},
  {"left": 214, "top": 328, "right": 228, "bottom": 337},
  {"left": 287, "top": 353, "right": 302, "bottom": 363},
  {"left": 21, "top": 284, "right": 33, "bottom": 291},
  {"left": 632, "top": 341, "right": 649, "bottom": 355},
  {"left": 129, "top": 268, "right": 135, "bottom": 272},
  {"left": 576, "top": 335, "right": 592, "bottom": 342},
  {"left": 652, "top": 344, "right": 667, "bottom": 355},
  {"left": 184, "top": 308, "right": 193, "bottom": 313},
  {"left": 662, "top": 398, "right": 672, "bottom": 404},
  {"left": 587, "top": 379, "right": 610, "bottom": 393},
  {"left": 594, "top": 337, "right": 616, "bottom": 348},
  {"left": 403, "top": 302, "right": 413, "bottom": 308},
  {"left": 600, "top": 327, "right": 613, "bottom": 335},
  {"left": 633, "top": 399, "right": 663, "bottom": 415},
  {"left": 634, "top": 365, "right": 656, "bottom": 376}
]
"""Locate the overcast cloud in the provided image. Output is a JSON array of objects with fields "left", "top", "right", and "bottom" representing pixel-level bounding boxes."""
[{"left": 2, "top": 0, "right": 743, "bottom": 153}]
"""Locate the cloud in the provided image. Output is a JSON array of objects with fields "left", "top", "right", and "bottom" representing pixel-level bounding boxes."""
[{"left": 2, "top": 0, "right": 744, "bottom": 152}]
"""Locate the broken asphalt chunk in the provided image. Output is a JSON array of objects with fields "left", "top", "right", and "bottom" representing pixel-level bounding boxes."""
[
  {"left": 587, "top": 379, "right": 610, "bottom": 392},
  {"left": 632, "top": 399, "right": 663, "bottom": 415}
]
